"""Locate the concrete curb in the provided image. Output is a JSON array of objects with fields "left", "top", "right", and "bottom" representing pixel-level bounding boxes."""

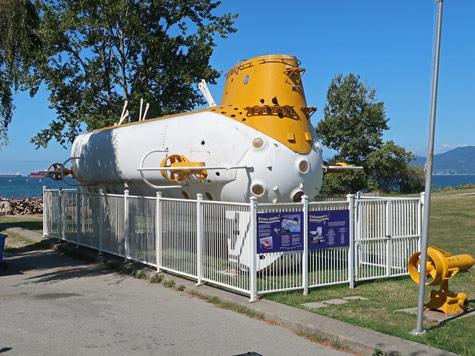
[{"left": 1, "top": 227, "right": 461, "bottom": 356}]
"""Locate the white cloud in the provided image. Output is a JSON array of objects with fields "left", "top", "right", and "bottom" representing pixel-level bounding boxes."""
[
  {"left": 410, "top": 146, "right": 427, "bottom": 157},
  {"left": 434, "top": 144, "right": 458, "bottom": 155},
  {"left": 411, "top": 144, "right": 463, "bottom": 157}
]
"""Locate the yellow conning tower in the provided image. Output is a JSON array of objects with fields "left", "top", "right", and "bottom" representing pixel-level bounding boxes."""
[{"left": 215, "top": 54, "right": 317, "bottom": 154}]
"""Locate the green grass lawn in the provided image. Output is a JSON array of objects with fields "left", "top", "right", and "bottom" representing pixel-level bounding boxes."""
[
  {"left": 0, "top": 215, "right": 43, "bottom": 234},
  {"left": 0, "top": 215, "right": 44, "bottom": 250},
  {"left": 266, "top": 188, "right": 475, "bottom": 355},
  {"left": 429, "top": 193, "right": 475, "bottom": 255}
]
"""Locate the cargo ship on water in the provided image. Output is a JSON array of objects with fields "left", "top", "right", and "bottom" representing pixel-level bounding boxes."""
[
  {"left": 29, "top": 170, "right": 48, "bottom": 178},
  {"left": 0, "top": 173, "right": 21, "bottom": 177}
]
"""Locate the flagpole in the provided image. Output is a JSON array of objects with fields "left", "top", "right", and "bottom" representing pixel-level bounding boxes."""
[{"left": 412, "top": 0, "right": 444, "bottom": 336}]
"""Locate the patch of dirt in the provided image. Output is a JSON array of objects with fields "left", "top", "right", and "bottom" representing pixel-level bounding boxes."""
[{"left": 2, "top": 232, "right": 31, "bottom": 249}]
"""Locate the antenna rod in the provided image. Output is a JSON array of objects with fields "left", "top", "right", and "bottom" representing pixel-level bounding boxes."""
[{"left": 412, "top": 0, "right": 444, "bottom": 336}]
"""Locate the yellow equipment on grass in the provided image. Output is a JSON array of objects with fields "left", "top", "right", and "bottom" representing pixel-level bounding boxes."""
[{"left": 408, "top": 246, "right": 474, "bottom": 316}]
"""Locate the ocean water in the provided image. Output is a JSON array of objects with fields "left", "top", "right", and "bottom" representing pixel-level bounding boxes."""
[
  {"left": 0, "top": 176, "right": 77, "bottom": 199},
  {"left": 431, "top": 175, "right": 475, "bottom": 189},
  {"left": 1, "top": 175, "right": 475, "bottom": 199}
]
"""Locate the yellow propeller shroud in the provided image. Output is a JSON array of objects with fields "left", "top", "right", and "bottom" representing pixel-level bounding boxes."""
[
  {"left": 160, "top": 155, "right": 207, "bottom": 182},
  {"left": 408, "top": 246, "right": 474, "bottom": 316}
]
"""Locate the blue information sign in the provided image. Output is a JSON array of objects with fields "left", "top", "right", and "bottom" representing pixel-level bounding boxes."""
[
  {"left": 257, "top": 212, "right": 303, "bottom": 254},
  {"left": 308, "top": 210, "right": 349, "bottom": 249},
  {"left": 257, "top": 209, "right": 349, "bottom": 253}
]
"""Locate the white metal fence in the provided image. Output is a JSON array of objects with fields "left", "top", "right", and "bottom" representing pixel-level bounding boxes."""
[{"left": 43, "top": 188, "right": 423, "bottom": 301}]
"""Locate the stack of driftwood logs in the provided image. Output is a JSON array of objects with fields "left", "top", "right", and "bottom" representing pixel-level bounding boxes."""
[{"left": 0, "top": 197, "right": 43, "bottom": 215}]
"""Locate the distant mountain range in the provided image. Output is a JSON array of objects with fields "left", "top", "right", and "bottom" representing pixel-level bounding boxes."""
[{"left": 412, "top": 146, "right": 475, "bottom": 175}]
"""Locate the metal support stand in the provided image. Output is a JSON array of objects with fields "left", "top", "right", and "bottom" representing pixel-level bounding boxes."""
[
  {"left": 58, "top": 188, "right": 63, "bottom": 242},
  {"left": 124, "top": 190, "right": 129, "bottom": 262},
  {"left": 76, "top": 188, "right": 81, "bottom": 248},
  {"left": 249, "top": 196, "right": 258, "bottom": 302},
  {"left": 386, "top": 200, "right": 393, "bottom": 278},
  {"left": 42, "top": 186, "right": 47, "bottom": 237},
  {"left": 196, "top": 193, "right": 204, "bottom": 286},
  {"left": 348, "top": 194, "right": 355, "bottom": 289},
  {"left": 98, "top": 189, "right": 104, "bottom": 255},
  {"left": 302, "top": 195, "right": 309, "bottom": 295},
  {"left": 156, "top": 192, "right": 162, "bottom": 272}
]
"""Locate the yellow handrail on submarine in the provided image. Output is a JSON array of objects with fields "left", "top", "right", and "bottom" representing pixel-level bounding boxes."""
[{"left": 408, "top": 246, "right": 474, "bottom": 315}]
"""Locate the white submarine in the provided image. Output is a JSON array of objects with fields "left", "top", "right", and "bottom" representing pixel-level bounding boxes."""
[{"left": 53, "top": 54, "right": 357, "bottom": 203}]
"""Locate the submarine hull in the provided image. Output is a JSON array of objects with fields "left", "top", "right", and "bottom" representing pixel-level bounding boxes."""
[{"left": 72, "top": 111, "right": 323, "bottom": 202}]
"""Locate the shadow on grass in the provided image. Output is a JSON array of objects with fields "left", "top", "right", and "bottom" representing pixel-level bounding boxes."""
[
  {"left": 427, "top": 308, "right": 475, "bottom": 331},
  {"left": 0, "top": 220, "right": 43, "bottom": 232},
  {"left": 4, "top": 239, "right": 54, "bottom": 253}
]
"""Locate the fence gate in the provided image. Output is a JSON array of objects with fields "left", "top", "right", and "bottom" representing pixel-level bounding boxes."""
[{"left": 354, "top": 197, "right": 422, "bottom": 281}]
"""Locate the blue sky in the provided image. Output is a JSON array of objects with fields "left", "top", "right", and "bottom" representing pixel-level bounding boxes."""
[{"left": 1, "top": 0, "right": 474, "bottom": 175}]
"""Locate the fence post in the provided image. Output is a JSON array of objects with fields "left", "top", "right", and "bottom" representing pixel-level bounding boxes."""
[
  {"left": 196, "top": 193, "right": 204, "bottom": 285},
  {"left": 42, "top": 186, "right": 47, "bottom": 237},
  {"left": 81, "top": 192, "right": 86, "bottom": 241},
  {"left": 302, "top": 195, "right": 309, "bottom": 295},
  {"left": 418, "top": 192, "right": 424, "bottom": 252},
  {"left": 58, "top": 187, "right": 63, "bottom": 241},
  {"left": 98, "top": 189, "right": 104, "bottom": 255},
  {"left": 76, "top": 188, "right": 81, "bottom": 248},
  {"left": 124, "top": 190, "right": 129, "bottom": 261},
  {"left": 156, "top": 191, "right": 162, "bottom": 272},
  {"left": 386, "top": 200, "right": 393, "bottom": 277},
  {"left": 348, "top": 194, "right": 355, "bottom": 289},
  {"left": 249, "top": 196, "right": 258, "bottom": 302}
]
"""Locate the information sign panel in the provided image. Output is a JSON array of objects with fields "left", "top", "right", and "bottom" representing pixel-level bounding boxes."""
[
  {"left": 308, "top": 210, "right": 349, "bottom": 250},
  {"left": 256, "top": 210, "right": 349, "bottom": 253},
  {"left": 257, "top": 212, "right": 303, "bottom": 254}
]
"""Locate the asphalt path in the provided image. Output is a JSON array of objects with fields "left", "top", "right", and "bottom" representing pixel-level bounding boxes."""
[{"left": 0, "top": 249, "right": 350, "bottom": 356}]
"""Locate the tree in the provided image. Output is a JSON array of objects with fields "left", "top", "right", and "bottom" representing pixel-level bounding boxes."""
[
  {"left": 317, "top": 73, "right": 389, "bottom": 193},
  {"left": 316, "top": 74, "right": 422, "bottom": 194},
  {"left": 0, "top": 0, "right": 42, "bottom": 146},
  {"left": 317, "top": 73, "right": 389, "bottom": 165},
  {"left": 319, "top": 170, "right": 368, "bottom": 196},
  {"left": 366, "top": 140, "right": 418, "bottom": 192},
  {"left": 399, "top": 165, "right": 425, "bottom": 194},
  {"left": 0, "top": 0, "right": 237, "bottom": 147}
]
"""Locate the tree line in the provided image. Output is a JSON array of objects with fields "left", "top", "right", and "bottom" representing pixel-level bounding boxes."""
[{"left": 0, "top": 0, "right": 424, "bottom": 194}]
